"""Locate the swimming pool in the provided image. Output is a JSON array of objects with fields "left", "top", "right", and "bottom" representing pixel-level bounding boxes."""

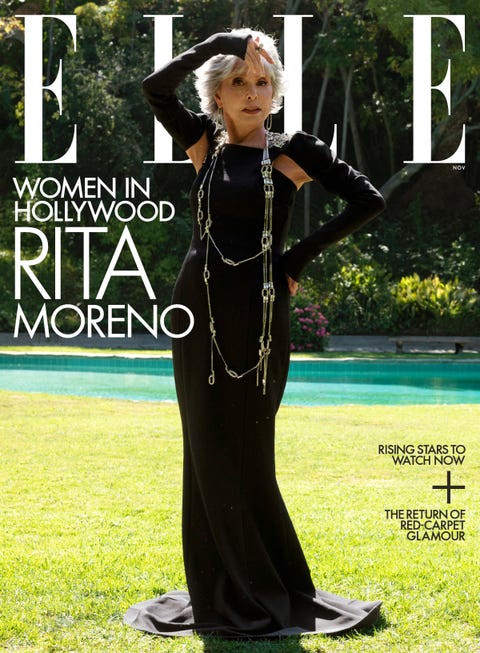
[{"left": 1, "top": 353, "right": 479, "bottom": 405}]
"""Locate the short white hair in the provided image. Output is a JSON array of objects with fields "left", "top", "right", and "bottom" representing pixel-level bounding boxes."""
[{"left": 195, "top": 28, "right": 285, "bottom": 125}]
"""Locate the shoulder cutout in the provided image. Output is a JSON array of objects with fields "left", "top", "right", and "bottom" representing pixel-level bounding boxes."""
[{"left": 273, "top": 153, "right": 311, "bottom": 190}]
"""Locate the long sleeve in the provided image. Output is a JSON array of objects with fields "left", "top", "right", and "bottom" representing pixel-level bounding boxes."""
[
  {"left": 281, "top": 132, "right": 386, "bottom": 281},
  {"left": 142, "top": 33, "right": 250, "bottom": 151}
]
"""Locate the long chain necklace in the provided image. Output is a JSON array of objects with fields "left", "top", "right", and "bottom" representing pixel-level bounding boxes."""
[{"left": 196, "top": 130, "right": 275, "bottom": 395}]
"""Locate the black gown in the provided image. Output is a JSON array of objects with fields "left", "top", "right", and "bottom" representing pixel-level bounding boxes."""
[{"left": 124, "top": 33, "right": 386, "bottom": 638}]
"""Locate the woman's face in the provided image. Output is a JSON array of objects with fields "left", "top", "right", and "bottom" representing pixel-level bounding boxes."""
[{"left": 215, "top": 62, "right": 273, "bottom": 131}]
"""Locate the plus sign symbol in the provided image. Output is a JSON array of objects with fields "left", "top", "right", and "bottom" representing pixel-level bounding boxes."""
[{"left": 432, "top": 471, "right": 465, "bottom": 504}]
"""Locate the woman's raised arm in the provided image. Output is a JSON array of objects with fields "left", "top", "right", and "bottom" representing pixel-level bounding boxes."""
[{"left": 143, "top": 32, "right": 250, "bottom": 158}]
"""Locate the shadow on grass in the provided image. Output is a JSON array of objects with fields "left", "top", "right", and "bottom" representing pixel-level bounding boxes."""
[
  {"left": 199, "top": 613, "right": 389, "bottom": 653},
  {"left": 200, "top": 634, "right": 321, "bottom": 653}
]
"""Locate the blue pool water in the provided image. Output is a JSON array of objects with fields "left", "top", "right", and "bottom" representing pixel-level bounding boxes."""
[{"left": 1, "top": 353, "right": 480, "bottom": 405}]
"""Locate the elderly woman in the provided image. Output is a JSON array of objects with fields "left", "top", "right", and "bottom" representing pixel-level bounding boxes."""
[{"left": 124, "top": 29, "right": 385, "bottom": 638}]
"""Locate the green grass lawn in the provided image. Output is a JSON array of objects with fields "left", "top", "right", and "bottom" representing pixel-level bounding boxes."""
[{"left": 1, "top": 391, "right": 479, "bottom": 653}]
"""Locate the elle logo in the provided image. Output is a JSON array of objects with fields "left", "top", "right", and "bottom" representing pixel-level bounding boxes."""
[{"left": 16, "top": 13, "right": 466, "bottom": 165}]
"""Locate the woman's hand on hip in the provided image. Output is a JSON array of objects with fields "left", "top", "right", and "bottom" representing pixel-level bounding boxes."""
[{"left": 286, "top": 275, "right": 299, "bottom": 296}]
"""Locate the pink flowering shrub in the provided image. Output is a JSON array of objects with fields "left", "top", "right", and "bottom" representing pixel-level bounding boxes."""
[{"left": 290, "top": 301, "right": 330, "bottom": 352}]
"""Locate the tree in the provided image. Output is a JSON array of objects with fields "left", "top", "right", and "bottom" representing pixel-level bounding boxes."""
[
  {"left": 2, "top": 0, "right": 479, "bottom": 333},
  {"left": 367, "top": 0, "right": 480, "bottom": 198}
]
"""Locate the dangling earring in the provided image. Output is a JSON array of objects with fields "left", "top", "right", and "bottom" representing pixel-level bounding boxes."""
[
  {"left": 217, "top": 107, "right": 225, "bottom": 129},
  {"left": 265, "top": 113, "right": 272, "bottom": 131}
]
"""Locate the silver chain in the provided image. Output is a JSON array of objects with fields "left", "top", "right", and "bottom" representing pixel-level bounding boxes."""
[{"left": 196, "top": 131, "right": 275, "bottom": 395}]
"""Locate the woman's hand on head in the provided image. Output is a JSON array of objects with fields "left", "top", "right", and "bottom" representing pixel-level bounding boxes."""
[
  {"left": 286, "top": 275, "right": 299, "bottom": 296},
  {"left": 244, "top": 35, "right": 274, "bottom": 74}
]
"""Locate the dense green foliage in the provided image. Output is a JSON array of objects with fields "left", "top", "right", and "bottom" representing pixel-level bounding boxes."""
[
  {"left": 1, "top": 0, "right": 479, "bottom": 335},
  {"left": 294, "top": 263, "right": 480, "bottom": 340},
  {"left": 391, "top": 273, "right": 480, "bottom": 334}
]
